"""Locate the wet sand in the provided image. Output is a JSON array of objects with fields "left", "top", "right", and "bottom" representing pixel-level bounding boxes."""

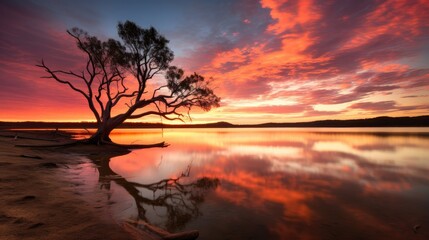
[{"left": 0, "top": 130, "right": 151, "bottom": 240}]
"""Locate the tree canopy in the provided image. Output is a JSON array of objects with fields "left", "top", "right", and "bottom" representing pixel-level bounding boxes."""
[{"left": 38, "top": 21, "right": 220, "bottom": 145}]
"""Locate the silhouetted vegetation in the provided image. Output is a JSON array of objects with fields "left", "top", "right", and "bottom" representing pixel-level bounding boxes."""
[{"left": 37, "top": 21, "right": 219, "bottom": 145}]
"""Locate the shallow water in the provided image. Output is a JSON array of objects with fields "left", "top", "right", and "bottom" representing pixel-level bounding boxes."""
[{"left": 78, "top": 128, "right": 429, "bottom": 239}]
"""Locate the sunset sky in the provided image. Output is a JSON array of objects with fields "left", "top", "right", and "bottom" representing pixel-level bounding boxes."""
[{"left": 1, "top": 0, "right": 428, "bottom": 124}]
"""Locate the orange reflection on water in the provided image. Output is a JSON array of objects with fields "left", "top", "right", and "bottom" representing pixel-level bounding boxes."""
[{"left": 105, "top": 128, "right": 429, "bottom": 240}]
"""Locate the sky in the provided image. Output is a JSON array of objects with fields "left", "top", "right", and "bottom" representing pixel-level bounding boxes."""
[{"left": 1, "top": 0, "right": 428, "bottom": 124}]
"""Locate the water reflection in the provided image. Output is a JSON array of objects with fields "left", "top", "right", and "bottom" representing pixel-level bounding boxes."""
[
  {"left": 87, "top": 151, "right": 219, "bottom": 234},
  {"left": 103, "top": 128, "right": 429, "bottom": 240}
]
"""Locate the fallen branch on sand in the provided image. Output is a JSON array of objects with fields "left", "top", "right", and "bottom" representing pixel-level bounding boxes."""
[
  {"left": 15, "top": 141, "right": 79, "bottom": 148},
  {"left": 114, "top": 141, "right": 169, "bottom": 149},
  {"left": 15, "top": 140, "right": 169, "bottom": 150},
  {"left": 123, "top": 220, "right": 199, "bottom": 240},
  {"left": 0, "top": 134, "right": 57, "bottom": 142}
]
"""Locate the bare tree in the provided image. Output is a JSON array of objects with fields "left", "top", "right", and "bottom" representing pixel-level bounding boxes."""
[{"left": 37, "top": 21, "right": 220, "bottom": 145}]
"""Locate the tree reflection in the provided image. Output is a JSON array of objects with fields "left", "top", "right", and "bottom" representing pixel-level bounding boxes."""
[{"left": 88, "top": 152, "right": 219, "bottom": 233}]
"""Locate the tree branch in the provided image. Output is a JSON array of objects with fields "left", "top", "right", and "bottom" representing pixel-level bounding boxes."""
[{"left": 37, "top": 60, "right": 88, "bottom": 98}]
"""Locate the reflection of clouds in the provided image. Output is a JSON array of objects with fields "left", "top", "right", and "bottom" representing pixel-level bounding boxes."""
[
  {"left": 226, "top": 145, "right": 302, "bottom": 159},
  {"left": 354, "top": 143, "right": 396, "bottom": 152},
  {"left": 108, "top": 129, "right": 429, "bottom": 239},
  {"left": 313, "top": 141, "right": 353, "bottom": 152},
  {"left": 313, "top": 140, "right": 429, "bottom": 171},
  {"left": 111, "top": 129, "right": 429, "bottom": 194},
  {"left": 205, "top": 165, "right": 321, "bottom": 221}
]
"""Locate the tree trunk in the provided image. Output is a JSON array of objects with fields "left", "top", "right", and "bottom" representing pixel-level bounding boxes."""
[
  {"left": 87, "top": 124, "right": 115, "bottom": 145},
  {"left": 86, "top": 114, "right": 128, "bottom": 145}
]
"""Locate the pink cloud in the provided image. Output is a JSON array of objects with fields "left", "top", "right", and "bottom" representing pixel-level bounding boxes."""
[
  {"left": 350, "top": 101, "right": 429, "bottom": 113},
  {"left": 350, "top": 101, "right": 397, "bottom": 111},
  {"left": 225, "top": 104, "right": 309, "bottom": 114},
  {"left": 1, "top": 0, "right": 428, "bottom": 123},
  {"left": 260, "top": 0, "right": 321, "bottom": 34}
]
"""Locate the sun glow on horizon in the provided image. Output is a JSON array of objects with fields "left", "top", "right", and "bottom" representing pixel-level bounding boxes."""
[{"left": 1, "top": 0, "right": 428, "bottom": 123}]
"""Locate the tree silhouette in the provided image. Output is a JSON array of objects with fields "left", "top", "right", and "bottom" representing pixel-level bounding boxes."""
[{"left": 37, "top": 21, "right": 220, "bottom": 145}]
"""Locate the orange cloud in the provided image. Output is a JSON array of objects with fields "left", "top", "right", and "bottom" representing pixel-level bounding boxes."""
[
  {"left": 261, "top": 0, "right": 321, "bottom": 34},
  {"left": 1, "top": 0, "right": 428, "bottom": 123},
  {"left": 341, "top": 0, "right": 429, "bottom": 50}
]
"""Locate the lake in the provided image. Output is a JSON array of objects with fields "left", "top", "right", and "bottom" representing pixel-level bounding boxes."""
[{"left": 74, "top": 128, "right": 429, "bottom": 240}]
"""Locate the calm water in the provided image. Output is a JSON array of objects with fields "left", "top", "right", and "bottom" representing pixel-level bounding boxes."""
[{"left": 77, "top": 128, "right": 429, "bottom": 240}]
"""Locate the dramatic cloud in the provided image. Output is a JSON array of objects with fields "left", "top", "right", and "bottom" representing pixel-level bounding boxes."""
[
  {"left": 0, "top": 0, "right": 428, "bottom": 123},
  {"left": 350, "top": 101, "right": 429, "bottom": 113},
  {"left": 350, "top": 101, "right": 398, "bottom": 111}
]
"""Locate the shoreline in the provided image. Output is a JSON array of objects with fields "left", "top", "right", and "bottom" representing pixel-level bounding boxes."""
[
  {"left": 2, "top": 115, "right": 429, "bottom": 129},
  {"left": 0, "top": 130, "right": 142, "bottom": 240}
]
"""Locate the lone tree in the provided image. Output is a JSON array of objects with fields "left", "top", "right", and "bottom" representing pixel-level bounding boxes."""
[{"left": 37, "top": 21, "right": 220, "bottom": 145}]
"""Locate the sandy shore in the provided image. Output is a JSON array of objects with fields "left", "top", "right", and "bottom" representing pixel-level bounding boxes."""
[{"left": 0, "top": 130, "right": 144, "bottom": 240}]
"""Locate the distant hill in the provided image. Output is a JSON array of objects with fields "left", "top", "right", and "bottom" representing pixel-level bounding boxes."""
[
  {"left": 252, "top": 115, "right": 429, "bottom": 128},
  {"left": 1, "top": 115, "right": 428, "bottom": 129}
]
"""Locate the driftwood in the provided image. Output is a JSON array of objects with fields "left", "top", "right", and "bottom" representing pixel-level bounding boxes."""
[
  {"left": 15, "top": 141, "right": 79, "bottom": 148},
  {"left": 0, "top": 134, "right": 57, "bottom": 142},
  {"left": 124, "top": 220, "right": 199, "bottom": 240},
  {"left": 122, "top": 221, "right": 159, "bottom": 240},
  {"left": 114, "top": 141, "right": 169, "bottom": 149},
  {"left": 163, "top": 231, "right": 199, "bottom": 240},
  {"left": 14, "top": 140, "right": 168, "bottom": 149}
]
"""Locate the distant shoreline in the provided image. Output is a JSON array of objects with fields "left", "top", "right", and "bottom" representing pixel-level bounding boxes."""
[{"left": 1, "top": 115, "right": 429, "bottom": 129}]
